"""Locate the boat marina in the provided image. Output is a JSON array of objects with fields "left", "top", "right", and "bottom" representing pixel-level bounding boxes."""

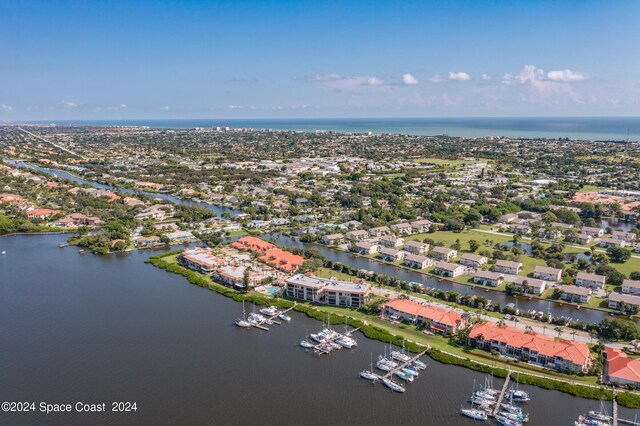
[
  {"left": 358, "top": 346, "right": 430, "bottom": 393},
  {"left": 235, "top": 302, "right": 296, "bottom": 331},
  {"left": 300, "top": 319, "right": 364, "bottom": 355}
]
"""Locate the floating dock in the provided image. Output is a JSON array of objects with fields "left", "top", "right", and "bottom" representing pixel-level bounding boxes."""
[
  {"left": 490, "top": 370, "right": 512, "bottom": 418},
  {"left": 249, "top": 305, "right": 296, "bottom": 331}
]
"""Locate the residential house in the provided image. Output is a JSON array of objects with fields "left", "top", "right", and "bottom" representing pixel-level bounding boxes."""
[
  {"left": 383, "top": 298, "right": 464, "bottom": 334},
  {"left": 165, "top": 230, "right": 195, "bottom": 243},
  {"left": 473, "top": 270, "right": 503, "bottom": 287},
  {"left": 322, "top": 233, "right": 345, "bottom": 245},
  {"left": 345, "top": 229, "right": 369, "bottom": 241},
  {"left": 608, "top": 292, "right": 640, "bottom": 312},
  {"left": 581, "top": 226, "right": 604, "bottom": 237},
  {"left": 599, "top": 237, "right": 626, "bottom": 248},
  {"left": 354, "top": 241, "right": 380, "bottom": 255},
  {"left": 511, "top": 276, "right": 547, "bottom": 295},
  {"left": 603, "top": 347, "right": 640, "bottom": 387},
  {"left": 430, "top": 246, "right": 457, "bottom": 261},
  {"left": 621, "top": 279, "right": 640, "bottom": 295},
  {"left": 390, "top": 222, "right": 413, "bottom": 235},
  {"left": 404, "top": 240, "right": 430, "bottom": 255},
  {"left": 469, "top": 322, "right": 591, "bottom": 372},
  {"left": 612, "top": 231, "right": 637, "bottom": 242},
  {"left": 133, "top": 235, "right": 162, "bottom": 248},
  {"left": 575, "top": 272, "right": 606, "bottom": 289},
  {"left": 178, "top": 247, "right": 223, "bottom": 274},
  {"left": 380, "top": 235, "right": 404, "bottom": 248},
  {"left": 368, "top": 226, "right": 391, "bottom": 237},
  {"left": 57, "top": 213, "right": 103, "bottom": 228},
  {"left": 433, "top": 261, "right": 465, "bottom": 277},
  {"left": 410, "top": 219, "right": 432, "bottom": 233},
  {"left": 285, "top": 274, "right": 371, "bottom": 307},
  {"left": 26, "top": 208, "right": 63, "bottom": 219},
  {"left": 534, "top": 266, "right": 563, "bottom": 282},
  {"left": 493, "top": 260, "right": 523, "bottom": 275},
  {"left": 403, "top": 254, "right": 433, "bottom": 269},
  {"left": 378, "top": 247, "right": 406, "bottom": 262},
  {"left": 507, "top": 224, "right": 532, "bottom": 235},
  {"left": 576, "top": 233, "right": 593, "bottom": 244},
  {"left": 559, "top": 285, "right": 592, "bottom": 303},
  {"left": 459, "top": 253, "right": 488, "bottom": 269}
]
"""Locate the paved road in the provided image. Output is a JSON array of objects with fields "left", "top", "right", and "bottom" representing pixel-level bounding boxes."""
[{"left": 17, "top": 127, "right": 88, "bottom": 160}]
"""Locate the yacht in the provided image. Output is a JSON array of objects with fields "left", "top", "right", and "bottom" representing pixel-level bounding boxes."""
[
  {"left": 278, "top": 313, "right": 291, "bottom": 322},
  {"left": 299, "top": 340, "right": 314, "bottom": 348},
  {"left": 402, "top": 366, "right": 419, "bottom": 376},
  {"left": 496, "top": 414, "right": 522, "bottom": 426},
  {"left": 259, "top": 306, "right": 279, "bottom": 317},
  {"left": 460, "top": 408, "right": 488, "bottom": 421},
  {"left": 378, "top": 356, "right": 398, "bottom": 368},
  {"left": 506, "top": 389, "right": 530, "bottom": 402},
  {"left": 574, "top": 416, "right": 609, "bottom": 426},
  {"left": 470, "top": 395, "right": 496, "bottom": 406},
  {"left": 587, "top": 411, "right": 609, "bottom": 422},
  {"left": 310, "top": 331, "right": 328, "bottom": 343},
  {"left": 390, "top": 350, "right": 411, "bottom": 363},
  {"left": 375, "top": 360, "right": 392, "bottom": 372},
  {"left": 336, "top": 335, "right": 357, "bottom": 349},
  {"left": 247, "top": 313, "right": 265, "bottom": 324},
  {"left": 499, "top": 411, "right": 528, "bottom": 423},
  {"left": 413, "top": 359, "right": 427, "bottom": 370},
  {"left": 394, "top": 370, "right": 414, "bottom": 382},
  {"left": 382, "top": 378, "right": 405, "bottom": 393},
  {"left": 474, "top": 390, "right": 496, "bottom": 401},
  {"left": 360, "top": 370, "right": 378, "bottom": 381}
]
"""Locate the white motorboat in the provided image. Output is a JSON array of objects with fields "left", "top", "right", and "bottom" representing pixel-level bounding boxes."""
[
  {"left": 587, "top": 411, "right": 609, "bottom": 422},
  {"left": 496, "top": 414, "right": 522, "bottom": 426},
  {"left": 460, "top": 408, "right": 488, "bottom": 421},
  {"left": 499, "top": 411, "right": 528, "bottom": 423},
  {"left": 575, "top": 415, "right": 609, "bottom": 426},
  {"left": 382, "top": 378, "right": 405, "bottom": 393},
  {"left": 336, "top": 336, "right": 357, "bottom": 349},
  {"left": 278, "top": 313, "right": 291, "bottom": 322},
  {"left": 310, "top": 332, "right": 327, "bottom": 343},
  {"left": 259, "top": 306, "right": 278, "bottom": 316},
  {"left": 360, "top": 370, "right": 378, "bottom": 381},
  {"left": 507, "top": 389, "right": 530, "bottom": 402},
  {"left": 299, "top": 340, "right": 314, "bottom": 348}
]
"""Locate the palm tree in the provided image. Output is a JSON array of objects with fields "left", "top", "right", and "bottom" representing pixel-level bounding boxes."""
[{"left": 554, "top": 326, "right": 563, "bottom": 340}]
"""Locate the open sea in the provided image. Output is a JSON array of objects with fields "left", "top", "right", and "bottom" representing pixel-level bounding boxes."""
[{"left": 19, "top": 117, "right": 640, "bottom": 141}]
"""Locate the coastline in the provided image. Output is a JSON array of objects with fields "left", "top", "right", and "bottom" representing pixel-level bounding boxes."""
[{"left": 145, "top": 249, "right": 640, "bottom": 408}]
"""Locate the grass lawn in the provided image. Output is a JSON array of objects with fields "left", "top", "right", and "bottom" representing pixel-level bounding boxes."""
[{"left": 406, "top": 229, "right": 512, "bottom": 251}]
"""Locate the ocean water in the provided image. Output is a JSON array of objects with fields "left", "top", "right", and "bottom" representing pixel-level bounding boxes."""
[{"left": 20, "top": 117, "right": 640, "bottom": 141}]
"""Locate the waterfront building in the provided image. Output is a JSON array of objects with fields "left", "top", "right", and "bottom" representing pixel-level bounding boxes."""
[
  {"left": 403, "top": 254, "right": 433, "bottom": 269},
  {"left": 383, "top": 298, "right": 464, "bottom": 334},
  {"left": 575, "top": 272, "right": 606, "bottom": 289},
  {"left": 469, "top": 322, "right": 591, "bottom": 373},
  {"left": 377, "top": 247, "right": 406, "bottom": 262},
  {"left": 354, "top": 241, "right": 380, "bottom": 255},
  {"left": 559, "top": 285, "right": 591, "bottom": 303},
  {"left": 322, "top": 233, "right": 345, "bottom": 245},
  {"left": 603, "top": 347, "right": 640, "bottom": 387},
  {"left": 608, "top": 292, "right": 640, "bottom": 311},
  {"left": 473, "top": 270, "right": 503, "bottom": 287},
  {"left": 433, "top": 261, "right": 465, "bottom": 277},
  {"left": 510, "top": 276, "right": 547, "bottom": 295},
  {"left": 179, "top": 247, "right": 223, "bottom": 274},
  {"left": 285, "top": 274, "right": 371, "bottom": 307}
]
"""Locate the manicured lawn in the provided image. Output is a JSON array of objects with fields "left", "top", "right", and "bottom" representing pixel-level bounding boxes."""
[{"left": 406, "top": 229, "right": 512, "bottom": 251}]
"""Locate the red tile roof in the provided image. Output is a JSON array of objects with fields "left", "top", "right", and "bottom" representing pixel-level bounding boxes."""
[
  {"left": 384, "top": 298, "right": 463, "bottom": 328},
  {"left": 605, "top": 347, "right": 640, "bottom": 385},
  {"left": 469, "top": 322, "right": 590, "bottom": 367}
]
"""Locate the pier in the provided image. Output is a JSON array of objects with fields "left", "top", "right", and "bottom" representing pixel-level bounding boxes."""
[
  {"left": 490, "top": 370, "right": 512, "bottom": 418},
  {"left": 379, "top": 348, "right": 430, "bottom": 380},
  {"left": 311, "top": 325, "right": 364, "bottom": 354},
  {"left": 250, "top": 305, "right": 296, "bottom": 331}
]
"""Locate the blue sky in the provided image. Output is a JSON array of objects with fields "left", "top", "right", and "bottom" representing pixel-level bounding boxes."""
[{"left": 1, "top": 0, "right": 639, "bottom": 120}]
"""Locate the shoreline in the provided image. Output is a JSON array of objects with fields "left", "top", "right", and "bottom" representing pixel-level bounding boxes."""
[{"left": 145, "top": 249, "right": 640, "bottom": 408}]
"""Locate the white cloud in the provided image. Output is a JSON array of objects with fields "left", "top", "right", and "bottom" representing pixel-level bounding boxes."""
[
  {"left": 481, "top": 74, "right": 491, "bottom": 80},
  {"left": 159, "top": 106, "right": 170, "bottom": 111},
  {"left": 306, "top": 73, "right": 342, "bottom": 81},
  {"left": 429, "top": 74, "right": 445, "bottom": 83},
  {"left": 118, "top": 103, "right": 127, "bottom": 108},
  {"left": 61, "top": 101, "right": 77, "bottom": 108},
  {"left": 504, "top": 65, "right": 576, "bottom": 102},
  {"left": 448, "top": 71, "right": 471, "bottom": 81},
  {"left": 547, "top": 69, "right": 589, "bottom": 82},
  {"left": 364, "top": 77, "right": 384, "bottom": 86},
  {"left": 0, "top": 104, "right": 13, "bottom": 112},
  {"left": 402, "top": 73, "right": 418, "bottom": 85}
]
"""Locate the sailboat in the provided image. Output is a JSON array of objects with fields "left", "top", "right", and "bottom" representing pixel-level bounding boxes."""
[
  {"left": 360, "top": 353, "right": 378, "bottom": 381},
  {"left": 300, "top": 329, "right": 314, "bottom": 348},
  {"left": 234, "top": 301, "right": 252, "bottom": 328},
  {"left": 382, "top": 377, "right": 405, "bottom": 393}
]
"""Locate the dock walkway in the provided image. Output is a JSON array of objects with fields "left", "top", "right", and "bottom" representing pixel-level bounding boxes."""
[{"left": 491, "top": 370, "right": 512, "bottom": 418}]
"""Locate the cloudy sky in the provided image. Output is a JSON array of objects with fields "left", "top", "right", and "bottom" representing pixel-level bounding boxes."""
[{"left": 1, "top": 0, "right": 639, "bottom": 120}]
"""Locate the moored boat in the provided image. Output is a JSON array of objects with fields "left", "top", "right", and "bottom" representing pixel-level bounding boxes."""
[
  {"left": 460, "top": 408, "right": 488, "bottom": 421},
  {"left": 360, "top": 370, "right": 378, "bottom": 381},
  {"left": 382, "top": 378, "right": 405, "bottom": 393},
  {"left": 299, "top": 340, "right": 314, "bottom": 348}
]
